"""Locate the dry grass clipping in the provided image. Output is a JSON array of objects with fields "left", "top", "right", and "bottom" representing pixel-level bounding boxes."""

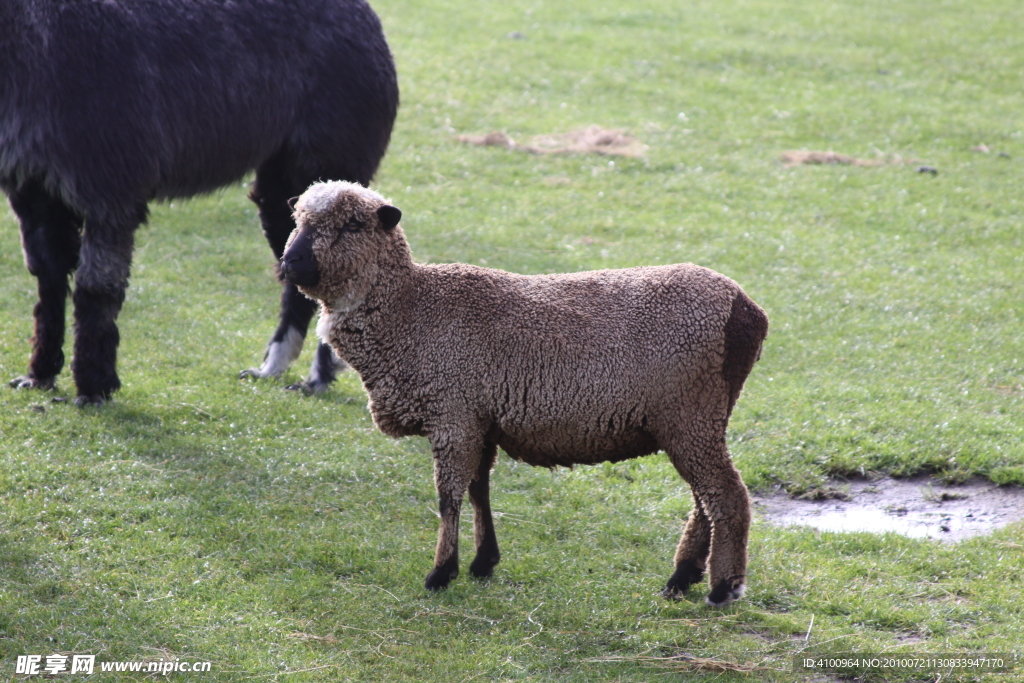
[
  {"left": 585, "top": 653, "right": 765, "bottom": 674},
  {"left": 287, "top": 632, "right": 340, "bottom": 644},
  {"left": 457, "top": 125, "right": 648, "bottom": 157}
]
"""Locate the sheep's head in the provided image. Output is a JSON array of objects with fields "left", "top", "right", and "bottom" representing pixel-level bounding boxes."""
[{"left": 280, "top": 181, "right": 403, "bottom": 306}]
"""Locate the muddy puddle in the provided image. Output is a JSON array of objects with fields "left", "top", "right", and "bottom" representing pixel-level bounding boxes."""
[{"left": 753, "top": 477, "right": 1024, "bottom": 541}]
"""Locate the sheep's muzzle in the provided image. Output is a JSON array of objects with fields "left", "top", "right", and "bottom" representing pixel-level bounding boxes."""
[{"left": 280, "top": 229, "right": 320, "bottom": 287}]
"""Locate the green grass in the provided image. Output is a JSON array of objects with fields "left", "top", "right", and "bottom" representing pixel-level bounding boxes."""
[{"left": 2, "top": 0, "right": 1023, "bottom": 679}]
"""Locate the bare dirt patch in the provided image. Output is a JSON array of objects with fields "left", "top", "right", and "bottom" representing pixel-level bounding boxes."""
[
  {"left": 457, "top": 125, "right": 648, "bottom": 157},
  {"left": 754, "top": 476, "right": 1024, "bottom": 541},
  {"left": 779, "top": 150, "right": 921, "bottom": 168}
]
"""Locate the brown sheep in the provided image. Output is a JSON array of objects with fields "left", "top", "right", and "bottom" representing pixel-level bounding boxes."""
[{"left": 280, "top": 181, "right": 768, "bottom": 606}]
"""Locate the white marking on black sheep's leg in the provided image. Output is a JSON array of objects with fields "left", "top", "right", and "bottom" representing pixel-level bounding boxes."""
[
  {"left": 468, "top": 441, "right": 501, "bottom": 578},
  {"left": 287, "top": 342, "right": 347, "bottom": 394},
  {"left": 7, "top": 180, "right": 82, "bottom": 392},
  {"left": 241, "top": 152, "right": 317, "bottom": 385},
  {"left": 425, "top": 430, "right": 482, "bottom": 591},
  {"left": 71, "top": 206, "right": 144, "bottom": 405},
  {"left": 242, "top": 326, "right": 304, "bottom": 380},
  {"left": 663, "top": 494, "right": 712, "bottom": 599}
]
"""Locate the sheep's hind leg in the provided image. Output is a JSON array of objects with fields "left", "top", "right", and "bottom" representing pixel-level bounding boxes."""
[
  {"left": 663, "top": 495, "right": 711, "bottom": 599},
  {"left": 665, "top": 428, "right": 750, "bottom": 606},
  {"left": 694, "top": 463, "right": 750, "bottom": 606},
  {"left": 425, "top": 431, "right": 482, "bottom": 591},
  {"left": 468, "top": 441, "right": 501, "bottom": 578}
]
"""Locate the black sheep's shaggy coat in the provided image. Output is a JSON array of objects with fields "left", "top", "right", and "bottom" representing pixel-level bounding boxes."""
[{"left": 0, "top": 0, "right": 399, "bottom": 404}]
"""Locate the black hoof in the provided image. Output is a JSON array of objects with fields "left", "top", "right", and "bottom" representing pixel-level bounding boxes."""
[
  {"left": 9, "top": 375, "right": 56, "bottom": 391},
  {"left": 662, "top": 560, "right": 705, "bottom": 600},
  {"left": 238, "top": 368, "right": 261, "bottom": 380},
  {"left": 285, "top": 378, "right": 329, "bottom": 395},
  {"left": 706, "top": 576, "right": 746, "bottom": 607},
  {"left": 425, "top": 559, "right": 459, "bottom": 591},
  {"left": 469, "top": 553, "right": 500, "bottom": 579},
  {"left": 73, "top": 394, "right": 109, "bottom": 407}
]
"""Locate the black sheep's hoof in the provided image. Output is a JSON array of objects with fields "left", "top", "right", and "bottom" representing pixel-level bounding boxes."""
[
  {"left": 706, "top": 576, "right": 746, "bottom": 607},
  {"left": 73, "top": 394, "right": 109, "bottom": 407},
  {"left": 287, "top": 351, "right": 347, "bottom": 394},
  {"left": 9, "top": 375, "right": 56, "bottom": 391},
  {"left": 468, "top": 552, "right": 500, "bottom": 579},
  {"left": 661, "top": 560, "right": 706, "bottom": 600},
  {"left": 285, "top": 378, "right": 329, "bottom": 395},
  {"left": 425, "top": 559, "right": 459, "bottom": 591}
]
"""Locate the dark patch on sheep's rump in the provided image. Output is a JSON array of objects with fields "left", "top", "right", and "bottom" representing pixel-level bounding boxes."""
[
  {"left": 1, "top": 0, "right": 398, "bottom": 403},
  {"left": 722, "top": 291, "right": 769, "bottom": 417}
]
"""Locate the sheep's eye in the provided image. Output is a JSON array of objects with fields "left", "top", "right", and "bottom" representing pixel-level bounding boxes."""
[{"left": 339, "top": 219, "right": 362, "bottom": 233}]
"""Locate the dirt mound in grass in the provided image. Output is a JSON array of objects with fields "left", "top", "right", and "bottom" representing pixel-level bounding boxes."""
[
  {"left": 780, "top": 150, "right": 889, "bottom": 167},
  {"left": 779, "top": 150, "right": 922, "bottom": 168},
  {"left": 755, "top": 476, "right": 1024, "bottom": 542},
  {"left": 458, "top": 125, "right": 648, "bottom": 157}
]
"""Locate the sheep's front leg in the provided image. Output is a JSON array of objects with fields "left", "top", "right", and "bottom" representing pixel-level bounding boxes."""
[
  {"left": 71, "top": 206, "right": 144, "bottom": 405},
  {"left": 6, "top": 180, "right": 82, "bottom": 392},
  {"left": 425, "top": 431, "right": 481, "bottom": 591},
  {"left": 468, "top": 441, "right": 500, "bottom": 578}
]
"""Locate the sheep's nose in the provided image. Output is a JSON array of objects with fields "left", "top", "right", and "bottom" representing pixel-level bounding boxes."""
[
  {"left": 282, "top": 250, "right": 306, "bottom": 267},
  {"left": 280, "top": 231, "right": 320, "bottom": 287}
]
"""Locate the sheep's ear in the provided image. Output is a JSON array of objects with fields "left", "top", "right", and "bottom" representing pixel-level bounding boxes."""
[{"left": 377, "top": 205, "right": 402, "bottom": 230}]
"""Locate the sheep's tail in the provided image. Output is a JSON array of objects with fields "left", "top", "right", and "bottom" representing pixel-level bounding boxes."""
[{"left": 721, "top": 290, "right": 769, "bottom": 417}]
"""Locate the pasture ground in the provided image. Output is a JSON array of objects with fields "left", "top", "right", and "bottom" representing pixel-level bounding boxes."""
[{"left": 1, "top": 0, "right": 1022, "bottom": 680}]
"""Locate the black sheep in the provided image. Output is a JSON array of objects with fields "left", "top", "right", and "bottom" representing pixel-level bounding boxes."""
[{"left": 0, "top": 0, "right": 399, "bottom": 405}]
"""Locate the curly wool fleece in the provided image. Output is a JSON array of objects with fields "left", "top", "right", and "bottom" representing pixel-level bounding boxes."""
[{"left": 282, "top": 181, "right": 768, "bottom": 605}]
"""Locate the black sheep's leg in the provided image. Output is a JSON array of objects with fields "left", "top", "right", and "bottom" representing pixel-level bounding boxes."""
[
  {"left": 241, "top": 151, "right": 347, "bottom": 392},
  {"left": 6, "top": 180, "right": 82, "bottom": 392},
  {"left": 70, "top": 204, "right": 145, "bottom": 405},
  {"left": 294, "top": 340, "right": 346, "bottom": 394},
  {"left": 468, "top": 441, "right": 501, "bottom": 578}
]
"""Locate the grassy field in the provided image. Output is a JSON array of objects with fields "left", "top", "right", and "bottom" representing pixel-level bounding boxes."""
[{"left": 2, "top": 0, "right": 1023, "bottom": 680}]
